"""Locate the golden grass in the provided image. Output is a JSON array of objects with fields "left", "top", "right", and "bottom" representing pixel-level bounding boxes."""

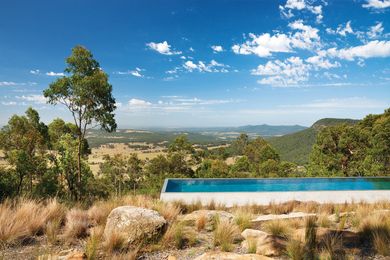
[
  {"left": 103, "top": 230, "right": 127, "bottom": 254},
  {"left": 233, "top": 209, "right": 253, "bottom": 231},
  {"left": 0, "top": 198, "right": 67, "bottom": 245},
  {"left": 318, "top": 214, "right": 332, "bottom": 228},
  {"left": 85, "top": 226, "right": 104, "bottom": 260},
  {"left": 152, "top": 202, "right": 181, "bottom": 222},
  {"left": 62, "top": 208, "right": 89, "bottom": 243},
  {"left": 286, "top": 239, "right": 305, "bottom": 260},
  {"left": 196, "top": 213, "right": 207, "bottom": 231},
  {"left": 162, "top": 223, "right": 197, "bottom": 249},
  {"left": 213, "top": 220, "right": 240, "bottom": 252},
  {"left": 263, "top": 220, "right": 291, "bottom": 238},
  {"left": 319, "top": 232, "right": 345, "bottom": 259}
]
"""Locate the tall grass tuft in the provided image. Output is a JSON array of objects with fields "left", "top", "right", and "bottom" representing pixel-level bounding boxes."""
[
  {"left": 263, "top": 220, "right": 290, "bottom": 238},
  {"left": 233, "top": 210, "right": 253, "bottom": 231},
  {"left": 162, "top": 223, "right": 197, "bottom": 249},
  {"left": 304, "top": 216, "right": 317, "bottom": 260},
  {"left": 103, "top": 230, "right": 127, "bottom": 254},
  {"left": 320, "top": 232, "right": 345, "bottom": 259},
  {"left": 85, "top": 226, "right": 104, "bottom": 260},
  {"left": 286, "top": 239, "right": 305, "bottom": 260},
  {"left": 62, "top": 208, "right": 89, "bottom": 243},
  {"left": 196, "top": 213, "right": 207, "bottom": 231},
  {"left": 213, "top": 220, "right": 240, "bottom": 252}
]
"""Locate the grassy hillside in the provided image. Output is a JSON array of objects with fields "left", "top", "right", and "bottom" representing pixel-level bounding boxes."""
[{"left": 268, "top": 118, "right": 360, "bottom": 165}]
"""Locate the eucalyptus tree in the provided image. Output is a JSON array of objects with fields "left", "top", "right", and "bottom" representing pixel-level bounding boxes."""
[{"left": 44, "top": 45, "right": 116, "bottom": 198}]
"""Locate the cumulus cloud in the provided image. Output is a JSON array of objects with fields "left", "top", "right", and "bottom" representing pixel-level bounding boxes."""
[
  {"left": 251, "top": 56, "right": 310, "bottom": 86},
  {"left": 306, "top": 52, "right": 341, "bottom": 69},
  {"left": 232, "top": 21, "right": 320, "bottom": 57},
  {"left": 326, "top": 21, "right": 354, "bottom": 36},
  {"left": 146, "top": 41, "right": 182, "bottom": 55},
  {"left": 211, "top": 45, "right": 224, "bottom": 52},
  {"left": 114, "top": 68, "right": 146, "bottom": 78},
  {"left": 362, "top": 0, "right": 390, "bottom": 9},
  {"left": 279, "top": 0, "right": 323, "bottom": 23},
  {"left": 46, "top": 71, "right": 65, "bottom": 76},
  {"left": 327, "top": 40, "right": 390, "bottom": 60},
  {"left": 183, "top": 60, "right": 229, "bottom": 73}
]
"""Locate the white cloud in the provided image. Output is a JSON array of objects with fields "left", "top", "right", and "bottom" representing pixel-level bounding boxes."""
[
  {"left": 146, "top": 41, "right": 182, "bottom": 55},
  {"left": 251, "top": 56, "right": 310, "bottom": 86},
  {"left": 46, "top": 71, "right": 65, "bottom": 76},
  {"left": 183, "top": 60, "right": 229, "bottom": 73},
  {"left": 367, "top": 22, "right": 384, "bottom": 39},
  {"left": 326, "top": 21, "right": 354, "bottom": 36},
  {"left": 233, "top": 21, "right": 320, "bottom": 57},
  {"left": 363, "top": 0, "right": 390, "bottom": 9},
  {"left": 0, "top": 81, "right": 17, "bottom": 86},
  {"left": 211, "top": 45, "right": 224, "bottom": 52},
  {"left": 30, "top": 69, "right": 40, "bottom": 75},
  {"left": 1, "top": 101, "right": 17, "bottom": 106},
  {"left": 306, "top": 53, "right": 340, "bottom": 69},
  {"left": 17, "top": 95, "right": 47, "bottom": 104},
  {"left": 114, "top": 68, "right": 145, "bottom": 78},
  {"left": 327, "top": 40, "right": 390, "bottom": 60},
  {"left": 232, "top": 33, "right": 292, "bottom": 57},
  {"left": 128, "top": 98, "right": 152, "bottom": 107},
  {"left": 279, "top": 0, "right": 323, "bottom": 23}
]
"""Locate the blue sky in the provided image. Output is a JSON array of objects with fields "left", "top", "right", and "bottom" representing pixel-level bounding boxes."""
[{"left": 0, "top": 0, "right": 389, "bottom": 128}]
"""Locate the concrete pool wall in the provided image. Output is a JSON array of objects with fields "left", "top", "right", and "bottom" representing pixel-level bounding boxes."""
[
  {"left": 160, "top": 178, "right": 390, "bottom": 206},
  {"left": 160, "top": 190, "right": 390, "bottom": 206}
]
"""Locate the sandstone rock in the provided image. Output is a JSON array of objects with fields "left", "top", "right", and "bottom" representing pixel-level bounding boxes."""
[
  {"left": 168, "top": 255, "right": 177, "bottom": 260},
  {"left": 180, "top": 210, "right": 234, "bottom": 231},
  {"left": 103, "top": 206, "right": 166, "bottom": 244},
  {"left": 66, "top": 252, "right": 86, "bottom": 260},
  {"left": 251, "top": 212, "right": 316, "bottom": 224},
  {"left": 194, "top": 252, "right": 274, "bottom": 260},
  {"left": 241, "top": 229, "right": 286, "bottom": 256}
]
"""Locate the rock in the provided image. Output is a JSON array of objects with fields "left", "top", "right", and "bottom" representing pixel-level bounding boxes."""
[
  {"left": 103, "top": 206, "right": 166, "bottom": 244},
  {"left": 168, "top": 256, "right": 177, "bottom": 260},
  {"left": 251, "top": 212, "right": 316, "bottom": 224},
  {"left": 195, "top": 252, "right": 274, "bottom": 260},
  {"left": 241, "top": 229, "right": 269, "bottom": 240},
  {"left": 241, "top": 229, "right": 286, "bottom": 256},
  {"left": 66, "top": 252, "right": 86, "bottom": 260},
  {"left": 180, "top": 210, "right": 234, "bottom": 231},
  {"left": 328, "top": 212, "right": 355, "bottom": 222}
]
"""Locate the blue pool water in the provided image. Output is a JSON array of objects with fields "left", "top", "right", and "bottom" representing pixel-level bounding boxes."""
[{"left": 164, "top": 178, "right": 390, "bottom": 192}]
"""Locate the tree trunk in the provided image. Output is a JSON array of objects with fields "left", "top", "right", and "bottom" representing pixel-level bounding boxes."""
[{"left": 77, "top": 135, "right": 82, "bottom": 200}]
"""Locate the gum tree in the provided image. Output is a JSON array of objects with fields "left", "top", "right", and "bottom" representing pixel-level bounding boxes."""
[{"left": 44, "top": 45, "right": 116, "bottom": 198}]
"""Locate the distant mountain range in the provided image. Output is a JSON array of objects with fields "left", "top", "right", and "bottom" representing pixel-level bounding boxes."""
[
  {"left": 147, "top": 124, "right": 308, "bottom": 137},
  {"left": 268, "top": 118, "right": 360, "bottom": 165}
]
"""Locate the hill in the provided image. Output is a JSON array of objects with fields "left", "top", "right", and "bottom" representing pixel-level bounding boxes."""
[{"left": 268, "top": 118, "right": 360, "bottom": 165}]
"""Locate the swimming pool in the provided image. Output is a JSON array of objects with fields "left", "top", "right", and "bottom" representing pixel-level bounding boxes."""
[{"left": 160, "top": 177, "right": 390, "bottom": 206}]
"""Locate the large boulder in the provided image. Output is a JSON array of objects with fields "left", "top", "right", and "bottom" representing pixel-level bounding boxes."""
[
  {"left": 195, "top": 252, "right": 274, "bottom": 260},
  {"left": 241, "top": 229, "right": 286, "bottom": 257},
  {"left": 103, "top": 206, "right": 166, "bottom": 244},
  {"left": 252, "top": 212, "right": 316, "bottom": 224},
  {"left": 179, "top": 210, "right": 234, "bottom": 231}
]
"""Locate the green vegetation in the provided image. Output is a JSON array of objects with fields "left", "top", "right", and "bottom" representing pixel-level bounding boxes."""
[{"left": 269, "top": 118, "right": 360, "bottom": 165}]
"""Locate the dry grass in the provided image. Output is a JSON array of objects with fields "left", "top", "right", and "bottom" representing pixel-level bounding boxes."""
[
  {"left": 286, "top": 239, "right": 305, "bottom": 260},
  {"left": 85, "top": 226, "right": 104, "bottom": 260},
  {"left": 359, "top": 213, "right": 390, "bottom": 255},
  {"left": 88, "top": 200, "right": 119, "bottom": 226},
  {"left": 318, "top": 214, "right": 332, "bottom": 228},
  {"left": 233, "top": 209, "right": 253, "bottom": 231},
  {"left": 153, "top": 202, "right": 181, "bottom": 222},
  {"left": 162, "top": 223, "right": 197, "bottom": 249},
  {"left": 0, "top": 198, "right": 67, "bottom": 245},
  {"left": 247, "top": 238, "right": 257, "bottom": 254},
  {"left": 263, "top": 220, "right": 291, "bottom": 238},
  {"left": 213, "top": 220, "right": 240, "bottom": 252},
  {"left": 103, "top": 230, "right": 127, "bottom": 254},
  {"left": 320, "top": 232, "right": 345, "bottom": 259},
  {"left": 62, "top": 208, "right": 90, "bottom": 243},
  {"left": 196, "top": 213, "right": 207, "bottom": 231},
  {"left": 110, "top": 249, "right": 139, "bottom": 260}
]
